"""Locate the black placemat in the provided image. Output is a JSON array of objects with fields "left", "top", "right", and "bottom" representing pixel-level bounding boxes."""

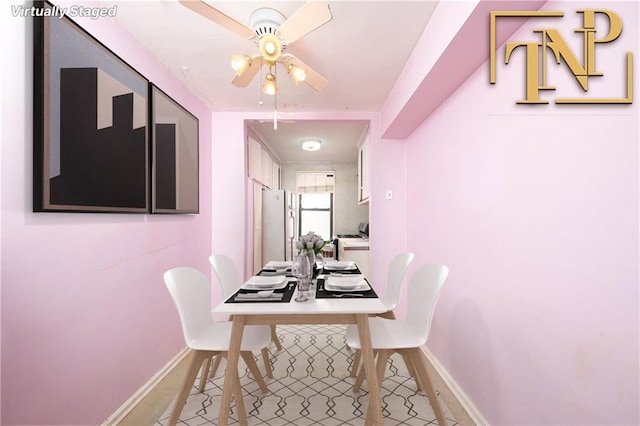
[
  {"left": 257, "top": 268, "right": 292, "bottom": 277},
  {"left": 315, "top": 278, "right": 378, "bottom": 299},
  {"left": 320, "top": 266, "right": 362, "bottom": 275},
  {"left": 225, "top": 280, "right": 297, "bottom": 304}
]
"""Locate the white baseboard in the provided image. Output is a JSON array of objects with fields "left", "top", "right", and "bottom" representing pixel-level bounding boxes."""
[
  {"left": 421, "top": 346, "right": 490, "bottom": 426},
  {"left": 102, "top": 346, "right": 191, "bottom": 426}
]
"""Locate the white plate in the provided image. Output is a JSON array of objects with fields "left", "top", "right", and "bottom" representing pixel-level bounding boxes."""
[
  {"left": 242, "top": 275, "right": 287, "bottom": 289},
  {"left": 242, "top": 281, "right": 289, "bottom": 290},
  {"left": 325, "top": 281, "right": 370, "bottom": 292},
  {"left": 325, "top": 276, "right": 369, "bottom": 291},
  {"left": 323, "top": 261, "right": 357, "bottom": 270},
  {"left": 264, "top": 261, "right": 292, "bottom": 270}
]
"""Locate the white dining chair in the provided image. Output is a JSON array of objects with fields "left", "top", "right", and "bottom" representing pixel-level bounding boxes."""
[
  {"left": 209, "top": 254, "right": 280, "bottom": 379},
  {"left": 349, "top": 252, "right": 414, "bottom": 377},
  {"left": 344, "top": 263, "right": 449, "bottom": 426},
  {"left": 164, "top": 267, "right": 272, "bottom": 426}
]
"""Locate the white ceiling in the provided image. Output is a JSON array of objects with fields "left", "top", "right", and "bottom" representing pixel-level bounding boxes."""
[{"left": 110, "top": 1, "right": 438, "bottom": 162}]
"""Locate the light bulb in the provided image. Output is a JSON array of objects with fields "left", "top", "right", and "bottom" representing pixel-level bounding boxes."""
[
  {"left": 288, "top": 64, "right": 306, "bottom": 84},
  {"left": 264, "top": 41, "right": 276, "bottom": 55},
  {"left": 262, "top": 73, "right": 277, "bottom": 95},
  {"left": 230, "top": 55, "right": 250, "bottom": 76},
  {"left": 259, "top": 34, "right": 281, "bottom": 61}
]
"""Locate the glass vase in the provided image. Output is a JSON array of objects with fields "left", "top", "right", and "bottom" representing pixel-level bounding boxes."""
[{"left": 306, "top": 250, "right": 321, "bottom": 279}]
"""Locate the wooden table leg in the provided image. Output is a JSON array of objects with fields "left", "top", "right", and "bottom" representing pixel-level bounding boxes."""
[
  {"left": 356, "top": 314, "right": 384, "bottom": 425},
  {"left": 219, "top": 315, "right": 247, "bottom": 426}
]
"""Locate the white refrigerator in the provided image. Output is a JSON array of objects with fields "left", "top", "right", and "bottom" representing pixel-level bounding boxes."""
[{"left": 262, "top": 189, "right": 296, "bottom": 263}]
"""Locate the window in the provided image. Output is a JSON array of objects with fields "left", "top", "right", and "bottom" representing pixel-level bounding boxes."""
[
  {"left": 299, "top": 192, "right": 333, "bottom": 239},
  {"left": 296, "top": 171, "right": 335, "bottom": 240}
]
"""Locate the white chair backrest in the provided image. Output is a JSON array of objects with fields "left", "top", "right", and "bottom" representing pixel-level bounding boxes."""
[
  {"left": 380, "top": 252, "right": 415, "bottom": 310},
  {"left": 164, "top": 267, "right": 214, "bottom": 347},
  {"left": 406, "top": 264, "right": 449, "bottom": 345},
  {"left": 209, "top": 254, "right": 241, "bottom": 298}
]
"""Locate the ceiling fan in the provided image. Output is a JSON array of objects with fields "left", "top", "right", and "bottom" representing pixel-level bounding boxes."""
[{"left": 178, "top": 1, "right": 333, "bottom": 94}]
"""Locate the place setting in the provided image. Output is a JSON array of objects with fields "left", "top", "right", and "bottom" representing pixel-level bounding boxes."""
[
  {"left": 258, "top": 260, "right": 293, "bottom": 276},
  {"left": 226, "top": 274, "right": 297, "bottom": 303},
  {"left": 321, "top": 260, "right": 362, "bottom": 276},
  {"left": 316, "top": 274, "right": 378, "bottom": 299}
]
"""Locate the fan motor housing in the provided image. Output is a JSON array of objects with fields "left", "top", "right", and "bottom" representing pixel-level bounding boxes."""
[{"left": 250, "top": 8, "right": 286, "bottom": 39}]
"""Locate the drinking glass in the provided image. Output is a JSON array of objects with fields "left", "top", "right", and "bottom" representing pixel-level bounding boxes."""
[{"left": 292, "top": 254, "right": 311, "bottom": 302}]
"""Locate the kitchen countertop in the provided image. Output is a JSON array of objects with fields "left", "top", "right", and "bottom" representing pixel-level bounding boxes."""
[{"left": 339, "top": 237, "right": 370, "bottom": 250}]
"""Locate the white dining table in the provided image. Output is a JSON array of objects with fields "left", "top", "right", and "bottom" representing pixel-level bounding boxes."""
[{"left": 212, "top": 279, "right": 387, "bottom": 425}]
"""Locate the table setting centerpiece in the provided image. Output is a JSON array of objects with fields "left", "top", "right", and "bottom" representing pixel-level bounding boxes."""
[
  {"left": 295, "top": 231, "right": 327, "bottom": 278},
  {"left": 292, "top": 232, "right": 327, "bottom": 301}
]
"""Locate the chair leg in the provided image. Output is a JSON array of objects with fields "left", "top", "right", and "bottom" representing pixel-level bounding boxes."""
[
  {"left": 198, "top": 356, "right": 213, "bottom": 393},
  {"left": 270, "top": 325, "right": 283, "bottom": 350},
  {"left": 261, "top": 347, "right": 273, "bottom": 378},
  {"left": 400, "top": 352, "right": 421, "bottom": 391},
  {"left": 375, "top": 349, "right": 393, "bottom": 387},
  {"left": 231, "top": 370, "right": 248, "bottom": 426},
  {"left": 240, "top": 351, "right": 269, "bottom": 393},
  {"left": 350, "top": 349, "right": 361, "bottom": 377},
  {"left": 353, "top": 361, "right": 366, "bottom": 392},
  {"left": 403, "top": 348, "right": 447, "bottom": 426},
  {"left": 353, "top": 349, "right": 377, "bottom": 392},
  {"left": 168, "top": 350, "right": 215, "bottom": 426},
  {"left": 208, "top": 353, "right": 223, "bottom": 379},
  {"left": 363, "top": 349, "right": 392, "bottom": 421}
]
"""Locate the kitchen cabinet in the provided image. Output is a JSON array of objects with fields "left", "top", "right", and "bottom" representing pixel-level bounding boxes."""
[
  {"left": 248, "top": 137, "right": 280, "bottom": 189},
  {"left": 358, "top": 137, "right": 370, "bottom": 204},
  {"left": 272, "top": 163, "right": 280, "bottom": 190},
  {"left": 338, "top": 238, "right": 370, "bottom": 278},
  {"left": 248, "top": 137, "right": 263, "bottom": 182},
  {"left": 261, "top": 149, "right": 273, "bottom": 188}
]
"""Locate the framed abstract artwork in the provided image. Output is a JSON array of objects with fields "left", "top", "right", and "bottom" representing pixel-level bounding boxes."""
[
  {"left": 33, "top": 0, "right": 149, "bottom": 213},
  {"left": 150, "top": 84, "right": 199, "bottom": 214}
]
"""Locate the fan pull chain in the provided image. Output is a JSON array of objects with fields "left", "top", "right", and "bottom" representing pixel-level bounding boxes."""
[
  {"left": 273, "top": 66, "right": 278, "bottom": 130},
  {"left": 259, "top": 62, "right": 264, "bottom": 106}
]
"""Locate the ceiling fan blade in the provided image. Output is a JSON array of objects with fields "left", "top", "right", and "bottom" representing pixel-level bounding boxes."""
[
  {"left": 276, "top": 2, "right": 333, "bottom": 44},
  {"left": 281, "top": 55, "right": 328, "bottom": 91},
  {"left": 179, "top": 0, "right": 255, "bottom": 40},
  {"left": 232, "top": 57, "right": 264, "bottom": 87}
]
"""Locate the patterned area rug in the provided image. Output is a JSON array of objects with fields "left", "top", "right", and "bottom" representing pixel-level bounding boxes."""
[{"left": 157, "top": 324, "right": 458, "bottom": 425}]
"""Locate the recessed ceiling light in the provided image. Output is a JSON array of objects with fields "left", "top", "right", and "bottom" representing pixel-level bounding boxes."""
[{"left": 301, "top": 140, "right": 322, "bottom": 151}]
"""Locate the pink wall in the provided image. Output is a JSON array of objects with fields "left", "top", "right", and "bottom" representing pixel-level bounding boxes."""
[
  {"left": 1, "top": 6, "right": 213, "bottom": 425},
  {"left": 382, "top": 0, "right": 547, "bottom": 139},
  {"left": 368, "top": 118, "right": 410, "bottom": 293},
  {"left": 393, "top": 1, "right": 638, "bottom": 424}
]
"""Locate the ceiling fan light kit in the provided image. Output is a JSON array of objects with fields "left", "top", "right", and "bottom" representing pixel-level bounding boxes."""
[
  {"left": 180, "top": 0, "right": 331, "bottom": 91},
  {"left": 180, "top": 0, "right": 332, "bottom": 129}
]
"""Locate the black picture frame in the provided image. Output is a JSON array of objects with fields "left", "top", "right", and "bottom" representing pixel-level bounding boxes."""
[
  {"left": 150, "top": 84, "right": 199, "bottom": 214},
  {"left": 33, "top": 0, "right": 149, "bottom": 213}
]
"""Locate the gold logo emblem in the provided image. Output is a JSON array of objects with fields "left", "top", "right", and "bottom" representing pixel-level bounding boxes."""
[{"left": 490, "top": 10, "right": 633, "bottom": 104}]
